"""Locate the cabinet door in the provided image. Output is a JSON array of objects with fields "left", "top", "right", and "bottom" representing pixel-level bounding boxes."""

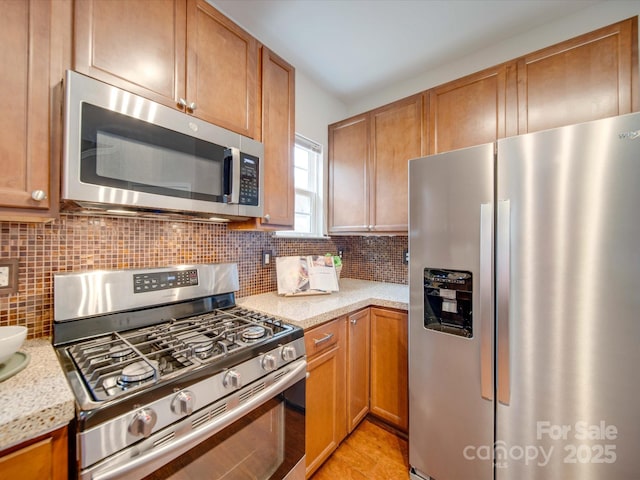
[
  {"left": 260, "top": 47, "right": 295, "bottom": 228},
  {"left": 516, "top": 17, "right": 638, "bottom": 134},
  {"left": 428, "top": 64, "right": 510, "bottom": 154},
  {"left": 74, "top": 0, "right": 186, "bottom": 108},
  {"left": 370, "top": 95, "right": 423, "bottom": 232},
  {"left": 0, "top": 425, "right": 67, "bottom": 480},
  {"left": 0, "top": 0, "right": 60, "bottom": 218},
  {"left": 347, "top": 308, "right": 370, "bottom": 433},
  {"left": 328, "top": 114, "right": 369, "bottom": 233},
  {"left": 186, "top": 0, "right": 258, "bottom": 138},
  {"left": 304, "top": 319, "right": 346, "bottom": 478},
  {"left": 370, "top": 308, "right": 408, "bottom": 432}
]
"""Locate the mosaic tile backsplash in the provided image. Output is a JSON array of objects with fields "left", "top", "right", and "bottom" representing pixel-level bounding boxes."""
[{"left": 0, "top": 215, "right": 408, "bottom": 338}]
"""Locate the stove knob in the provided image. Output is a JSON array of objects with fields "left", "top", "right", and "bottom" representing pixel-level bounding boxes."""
[
  {"left": 223, "top": 369, "right": 241, "bottom": 389},
  {"left": 171, "top": 390, "right": 195, "bottom": 416},
  {"left": 261, "top": 354, "right": 277, "bottom": 371},
  {"left": 281, "top": 345, "right": 297, "bottom": 362},
  {"left": 128, "top": 408, "right": 157, "bottom": 438}
]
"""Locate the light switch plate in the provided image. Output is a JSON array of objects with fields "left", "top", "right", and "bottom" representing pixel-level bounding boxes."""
[{"left": 0, "top": 258, "right": 19, "bottom": 295}]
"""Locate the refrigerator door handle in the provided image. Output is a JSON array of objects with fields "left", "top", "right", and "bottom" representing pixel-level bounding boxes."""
[
  {"left": 497, "top": 200, "right": 511, "bottom": 405},
  {"left": 480, "top": 203, "right": 494, "bottom": 401}
]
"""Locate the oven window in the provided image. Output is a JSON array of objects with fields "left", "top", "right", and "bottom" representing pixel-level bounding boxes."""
[
  {"left": 141, "top": 382, "right": 305, "bottom": 480},
  {"left": 80, "top": 103, "right": 229, "bottom": 202}
]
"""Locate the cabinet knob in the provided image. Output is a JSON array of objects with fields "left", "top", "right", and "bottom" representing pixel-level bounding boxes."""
[
  {"left": 187, "top": 102, "right": 197, "bottom": 111},
  {"left": 368, "top": 225, "right": 373, "bottom": 230},
  {"left": 31, "top": 190, "right": 47, "bottom": 201},
  {"left": 263, "top": 214, "right": 271, "bottom": 223},
  {"left": 178, "top": 98, "right": 188, "bottom": 109},
  {"left": 350, "top": 318, "right": 357, "bottom": 325}
]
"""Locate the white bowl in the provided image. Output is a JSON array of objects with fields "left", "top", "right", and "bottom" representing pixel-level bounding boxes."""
[{"left": 0, "top": 326, "right": 27, "bottom": 364}]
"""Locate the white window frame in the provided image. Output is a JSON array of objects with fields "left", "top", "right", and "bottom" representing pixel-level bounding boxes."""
[{"left": 276, "top": 134, "right": 326, "bottom": 238}]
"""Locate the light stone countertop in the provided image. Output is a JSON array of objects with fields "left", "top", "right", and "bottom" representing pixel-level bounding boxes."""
[
  {"left": 0, "top": 280, "right": 406, "bottom": 450},
  {"left": 237, "top": 278, "right": 408, "bottom": 329},
  {"left": 0, "top": 338, "right": 75, "bottom": 450}
]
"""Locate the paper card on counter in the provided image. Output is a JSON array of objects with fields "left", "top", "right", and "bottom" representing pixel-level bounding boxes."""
[{"left": 276, "top": 255, "right": 339, "bottom": 296}]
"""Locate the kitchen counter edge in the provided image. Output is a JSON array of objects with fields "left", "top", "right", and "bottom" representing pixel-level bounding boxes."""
[{"left": 237, "top": 278, "right": 409, "bottom": 330}]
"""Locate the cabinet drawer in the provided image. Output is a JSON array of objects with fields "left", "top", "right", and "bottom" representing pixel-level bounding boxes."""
[{"left": 305, "top": 319, "right": 342, "bottom": 358}]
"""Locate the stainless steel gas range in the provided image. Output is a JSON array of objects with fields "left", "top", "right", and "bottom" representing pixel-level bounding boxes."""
[{"left": 53, "top": 263, "right": 306, "bottom": 480}]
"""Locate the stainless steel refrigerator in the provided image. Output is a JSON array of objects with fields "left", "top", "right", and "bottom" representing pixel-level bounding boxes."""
[{"left": 408, "top": 112, "right": 640, "bottom": 480}]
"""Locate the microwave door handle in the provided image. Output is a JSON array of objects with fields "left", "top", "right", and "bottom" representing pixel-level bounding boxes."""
[
  {"left": 222, "top": 147, "right": 240, "bottom": 204},
  {"left": 229, "top": 147, "right": 240, "bottom": 205}
]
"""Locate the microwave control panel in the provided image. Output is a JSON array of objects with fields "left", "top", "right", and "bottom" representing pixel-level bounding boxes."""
[
  {"left": 133, "top": 269, "right": 198, "bottom": 293},
  {"left": 239, "top": 153, "right": 259, "bottom": 206}
]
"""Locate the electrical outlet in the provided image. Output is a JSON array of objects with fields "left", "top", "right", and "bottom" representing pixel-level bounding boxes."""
[
  {"left": 337, "top": 249, "right": 344, "bottom": 259},
  {"left": 262, "top": 250, "right": 273, "bottom": 266},
  {"left": 403, "top": 249, "right": 409, "bottom": 265},
  {"left": 0, "top": 258, "right": 19, "bottom": 295}
]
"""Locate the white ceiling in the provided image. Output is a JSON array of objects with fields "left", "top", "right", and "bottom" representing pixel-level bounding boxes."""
[{"left": 209, "top": 0, "right": 603, "bottom": 104}]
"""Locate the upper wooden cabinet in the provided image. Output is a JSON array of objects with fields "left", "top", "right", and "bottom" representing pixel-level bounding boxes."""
[
  {"left": 516, "top": 17, "right": 638, "bottom": 134},
  {"left": 370, "top": 95, "right": 424, "bottom": 231},
  {"left": 428, "top": 64, "right": 514, "bottom": 154},
  {"left": 328, "top": 17, "right": 637, "bottom": 234},
  {"left": 329, "top": 94, "right": 423, "bottom": 234},
  {"left": 74, "top": 0, "right": 259, "bottom": 138},
  {"left": 328, "top": 114, "right": 369, "bottom": 233},
  {"left": 74, "top": 0, "right": 186, "bottom": 109},
  {"left": 0, "top": 0, "right": 69, "bottom": 221},
  {"left": 186, "top": 0, "right": 258, "bottom": 137},
  {"left": 231, "top": 46, "right": 295, "bottom": 230},
  {"left": 259, "top": 47, "right": 295, "bottom": 228}
]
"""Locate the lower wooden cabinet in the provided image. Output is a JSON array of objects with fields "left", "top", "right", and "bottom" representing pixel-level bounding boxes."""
[
  {"left": 304, "top": 307, "right": 408, "bottom": 475},
  {"left": 0, "top": 424, "right": 68, "bottom": 480},
  {"left": 370, "top": 307, "right": 409, "bottom": 432},
  {"left": 346, "top": 308, "right": 370, "bottom": 433},
  {"left": 304, "top": 317, "right": 347, "bottom": 478}
]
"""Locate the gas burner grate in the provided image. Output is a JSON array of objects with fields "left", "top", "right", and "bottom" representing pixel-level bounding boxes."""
[{"left": 66, "top": 306, "right": 293, "bottom": 402}]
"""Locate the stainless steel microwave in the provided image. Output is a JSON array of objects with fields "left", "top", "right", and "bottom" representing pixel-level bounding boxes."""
[{"left": 62, "top": 71, "right": 264, "bottom": 221}]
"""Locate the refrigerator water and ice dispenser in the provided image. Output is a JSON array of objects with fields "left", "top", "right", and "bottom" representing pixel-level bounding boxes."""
[{"left": 423, "top": 268, "right": 473, "bottom": 338}]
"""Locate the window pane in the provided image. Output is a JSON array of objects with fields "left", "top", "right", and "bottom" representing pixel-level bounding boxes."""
[
  {"left": 295, "top": 213, "right": 311, "bottom": 233},
  {"left": 294, "top": 146, "right": 309, "bottom": 169},
  {"left": 295, "top": 193, "right": 311, "bottom": 214},
  {"left": 294, "top": 167, "right": 308, "bottom": 190},
  {"left": 276, "top": 134, "right": 324, "bottom": 238}
]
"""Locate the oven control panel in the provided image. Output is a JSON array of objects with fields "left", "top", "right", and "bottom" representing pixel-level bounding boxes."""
[{"left": 133, "top": 269, "right": 199, "bottom": 293}]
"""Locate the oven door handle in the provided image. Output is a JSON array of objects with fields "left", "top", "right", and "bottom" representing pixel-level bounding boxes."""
[{"left": 88, "top": 358, "right": 307, "bottom": 480}]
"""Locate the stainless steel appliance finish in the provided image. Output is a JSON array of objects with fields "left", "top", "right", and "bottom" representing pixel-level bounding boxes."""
[
  {"left": 54, "top": 263, "right": 239, "bottom": 323},
  {"left": 62, "top": 70, "right": 264, "bottom": 221},
  {"left": 54, "top": 264, "right": 305, "bottom": 480},
  {"left": 409, "top": 112, "right": 640, "bottom": 479}
]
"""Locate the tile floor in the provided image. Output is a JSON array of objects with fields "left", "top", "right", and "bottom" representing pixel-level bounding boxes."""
[{"left": 310, "top": 418, "right": 409, "bottom": 480}]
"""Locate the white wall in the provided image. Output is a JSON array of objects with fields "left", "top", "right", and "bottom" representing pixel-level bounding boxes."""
[
  {"left": 347, "top": 1, "right": 640, "bottom": 116},
  {"left": 294, "top": 70, "right": 347, "bottom": 151},
  {"left": 294, "top": 70, "right": 348, "bottom": 235}
]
